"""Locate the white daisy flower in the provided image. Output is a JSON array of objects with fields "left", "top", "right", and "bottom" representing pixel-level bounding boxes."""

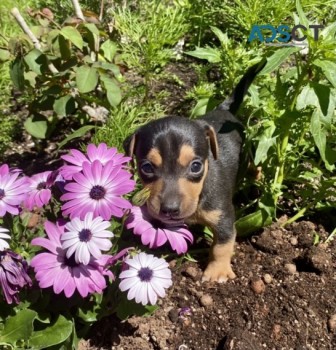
[
  {"left": 119, "top": 252, "right": 172, "bottom": 305},
  {"left": 0, "top": 227, "right": 11, "bottom": 251},
  {"left": 61, "top": 212, "right": 113, "bottom": 265}
]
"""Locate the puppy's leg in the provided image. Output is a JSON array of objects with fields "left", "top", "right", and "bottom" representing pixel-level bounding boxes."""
[{"left": 202, "top": 206, "right": 236, "bottom": 283}]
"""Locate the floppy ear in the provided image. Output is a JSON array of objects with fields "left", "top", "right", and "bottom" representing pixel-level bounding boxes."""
[
  {"left": 205, "top": 125, "right": 219, "bottom": 160},
  {"left": 123, "top": 133, "right": 137, "bottom": 157}
]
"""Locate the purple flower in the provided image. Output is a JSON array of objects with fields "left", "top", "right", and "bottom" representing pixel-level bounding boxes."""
[
  {"left": 0, "top": 250, "right": 32, "bottom": 304},
  {"left": 0, "top": 171, "right": 28, "bottom": 216},
  {"left": 61, "top": 160, "right": 135, "bottom": 220},
  {"left": 126, "top": 206, "right": 193, "bottom": 254},
  {"left": 60, "top": 143, "right": 131, "bottom": 180},
  {"left": 0, "top": 164, "right": 9, "bottom": 176},
  {"left": 61, "top": 212, "right": 113, "bottom": 265},
  {"left": 119, "top": 252, "right": 172, "bottom": 305},
  {"left": 31, "top": 220, "right": 113, "bottom": 298},
  {"left": 24, "top": 171, "right": 53, "bottom": 210},
  {"left": 0, "top": 227, "right": 11, "bottom": 251}
]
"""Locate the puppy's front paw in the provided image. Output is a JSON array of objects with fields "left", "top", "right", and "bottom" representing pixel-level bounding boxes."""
[{"left": 202, "top": 261, "right": 236, "bottom": 283}]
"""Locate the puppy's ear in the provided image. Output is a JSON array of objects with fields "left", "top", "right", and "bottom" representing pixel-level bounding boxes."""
[
  {"left": 123, "top": 133, "right": 137, "bottom": 157},
  {"left": 205, "top": 125, "right": 219, "bottom": 160}
]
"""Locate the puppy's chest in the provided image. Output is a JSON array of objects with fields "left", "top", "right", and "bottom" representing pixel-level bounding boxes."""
[{"left": 186, "top": 207, "right": 222, "bottom": 229}]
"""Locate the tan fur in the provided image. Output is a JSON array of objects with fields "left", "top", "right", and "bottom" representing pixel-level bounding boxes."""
[
  {"left": 147, "top": 148, "right": 162, "bottom": 167},
  {"left": 177, "top": 144, "right": 195, "bottom": 167},
  {"left": 178, "top": 160, "right": 208, "bottom": 218},
  {"left": 202, "top": 238, "right": 236, "bottom": 282},
  {"left": 186, "top": 208, "right": 222, "bottom": 228},
  {"left": 144, "top": 179, "right": 163, "bottom": 216}
]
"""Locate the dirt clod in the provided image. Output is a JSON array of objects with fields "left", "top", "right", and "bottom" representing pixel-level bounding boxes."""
[
  {"left": 250, "top": 278, "right": 266, "bottom": 294},
  {"left": 184, "top": 265, "right": 199, "bottom": 279},
  {"left": 199, "top": 294, "right": 213, "bottom": 307},
  {"left": 284, "top": 263, "right": 297, "bottom": 274},
  {"left": 328, "top": 315, "right": 336, "bottom": 332}
]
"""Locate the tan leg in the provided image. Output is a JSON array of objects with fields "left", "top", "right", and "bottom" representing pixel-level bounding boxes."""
[{"left": 202, "top": 238, "right": 236, "bottom": 283}]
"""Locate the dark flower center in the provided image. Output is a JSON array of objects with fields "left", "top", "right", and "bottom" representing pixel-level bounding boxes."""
[
  {"left": 89, "top": 185, "right": 106, "bottom": 200},
  {"left": 64, "top": 254, "right": 79, "bottom": 268},
  {"left": 138, "top": 267, "right": 153, "bottom": 282},
  {"left": 37, "top": 181, "right": 47, "bottom": 190},
  {"left": 79, "top": 229, "right": 92, "bottom": 242},
  {"left": 0, "top": 189, "right": 5, "bottom": 200}
]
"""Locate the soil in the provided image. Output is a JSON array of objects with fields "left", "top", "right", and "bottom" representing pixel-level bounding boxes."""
[{"left": 79, "top": 220, "right": 336, "bottom": 350}]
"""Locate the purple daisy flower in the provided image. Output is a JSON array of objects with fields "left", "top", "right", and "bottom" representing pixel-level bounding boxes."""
[
  {"left": 0, "top": 227, "right": 11, "bottom": 251},
  {"left": 24, "top": 171, "right": 53, "bottom": 210},
  {"left": 0, "top": 250, "right": 32, "bottom": 304},
  {"left": 119, "top": 252, "right": 172, "bottom": 305},
  {"left": 126, "top": 206, "right": 193, "bottom": 254},
  {"left": 61, "top": 160, "right": 135, "bottom": 220},
  {"left": 31, "top": 220, "right": 113, "bottom": 298},
  {"left": 0, "top": 164, "right": 9, "bottom": 176},
  {"left": 0, "top": 171, "right": 28, "bottom": 217},
  {"left": 61, "top": 212, "right": 113, "bottom": 265},
  {"left": 60, "top": 143, "right": 131, "bottom": 180}
]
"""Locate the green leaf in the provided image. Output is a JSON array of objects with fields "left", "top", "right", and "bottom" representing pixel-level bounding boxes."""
[
  {"left": 236, "top": 210, "right": 272, "bottom": 237},
  {"left": 0, "top": 49, "right": 10, "bottom": 62},
  {"left": 255, "top": 135, "right": 277, "bottom": 165},
  {"left": 84, "top": 23, "right": 99, "bottom": 36},
  {"left": 24, "top": 49, "right": 48, "bottom": 75},
  {"left": 60, "top": 26, "right": 83, "bottom": 50},
  {"left": 296, "top": 85, "right": 318, "bottom": 110},
  {"left": 100, "top": 40, "right": 118, "bottom": 62},
  {"left": 29, "top": 315, "right": 73, "bottom": 349},
  {"left": 210, "top": 26, "right": 229, "bottom": 46},
  {"left": 100, "top": 74, "right": 121, "bottom": 106},
  {"left": 310, "top": 108, "right": 327, "bottom": 164},
  {"left": 57, "top": 125, "right": 95, "bottom": 150},
  {"left": 185, "top": 47, "right": 222, "bottom": 63},
  {"left": 260, "top": 47, "right": 300, "bottom": 75},
  {"left": 0, "top": 309, "right": 37, "bottom": 346},
  {"left": 295, "top": 0, "right": 309, "bottom": 29},
  {"left": 116, "top": 295, "right": 158, "bottom": 320},
  {"left": 10, "top": 57, "right": 25, "bottom": 90},
  {"left": 312, "top": 83, "right": 330, "bottom": 116},
  {"left": 313, "top": 59, "right": 336, "bottom": 88},
  {"left": 24, "top": 114, "right": 49, "bottom": 139},
  {"left": 53, "top": 95, "right": 76, "bottom": 116},
  {"left": 190, "top": 97, "right": 209, "bottom": 118},
  {"left": 76, "top": 65, "right": 99, "bottom": 93}
]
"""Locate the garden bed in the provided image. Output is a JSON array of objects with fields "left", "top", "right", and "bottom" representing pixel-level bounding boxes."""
[{"left": 80, "top": 220, "right": 336, "bottom": 350}]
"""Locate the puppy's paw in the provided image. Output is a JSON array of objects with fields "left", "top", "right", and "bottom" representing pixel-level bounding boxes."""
[{"left": 202, "top": 261, "right": 236, "bottom": 283}]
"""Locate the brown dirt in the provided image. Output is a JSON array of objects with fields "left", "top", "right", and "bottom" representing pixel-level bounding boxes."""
[{"left": 79, "top": 220, "right": 336, "bottom": 350}]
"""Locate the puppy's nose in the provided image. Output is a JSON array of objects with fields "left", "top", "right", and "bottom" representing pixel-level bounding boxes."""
[{"left": 160, "top": 203, "right": 180, "bottom": 218}]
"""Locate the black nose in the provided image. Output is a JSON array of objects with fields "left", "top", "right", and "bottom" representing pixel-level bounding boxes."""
[{"left": 160, "top": 203, "right": 180, "bottom": 218}]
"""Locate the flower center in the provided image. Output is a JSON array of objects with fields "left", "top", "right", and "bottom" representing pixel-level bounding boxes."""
[
  {"left": 138, "top": 267, "right": 153, "bottom": 282},
  {"left": 89, "top": 185, "right": 106, "bottom": 200},
  {"left": 64, "top": 254, "right": 79, "bottom": 268},
  {"left": 0, "top": 189, "right": 5, "bottom": 200},
  {"left": 37, "top": 181, "right": 47, "bottom": 190},
  {"left": 78, "top": 229, "right": 92, "bottom": 242}
]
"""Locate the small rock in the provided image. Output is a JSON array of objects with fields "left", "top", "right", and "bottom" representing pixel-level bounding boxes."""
[
  {"left": 168, "top": 309, "right": 179, "bottom": 323},
  {"left": 169, "top": 260, "right": 177, "bottom": 268},
  {"left": 185, "top": 266, "right": 198, "bottom": 279},
  {"left": 290, "top": 237, "right": 298, "bottom": 246},
  {"left": 328, "top": 314, "right": 336, "bottom": 332},
  {"left": 284, "top": 263, "right": 297, "bottom": 274},
  {"left": 250, "top": 278, "right": 265, "bottom": 294},
  {"left": 263, "top": 274, "right": 273, "bottom": 284},
  {"left": 200, "top": 294, "right": 213, "bottom": 307},
  {"left": 272, "top": 324, "right": 281, "bottom": 340}
]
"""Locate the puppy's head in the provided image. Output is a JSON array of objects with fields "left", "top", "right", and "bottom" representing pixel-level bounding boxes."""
[{"left": 124, "top": 116, "right": 218, "bottom": 224}]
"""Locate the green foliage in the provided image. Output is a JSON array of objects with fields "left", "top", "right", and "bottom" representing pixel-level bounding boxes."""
[
  {"left": 0, "top": 112, "right": 20, "bottom": 155},
  {"left": 111, "top": 0, "right": 189, "bottom": 84},
  {"left": 3, "top": 9, "right": 123, "bottom": 139},
  {"left": 186, "top": 2, "right": 336, "bottom": 234},
  {"left": 93, "top": 100, "right": 165, "bottom": 151}
]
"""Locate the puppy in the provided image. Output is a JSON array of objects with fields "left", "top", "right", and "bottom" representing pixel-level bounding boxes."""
[{"left": 123, "top": 60, "right": 266, "bottom": 282}]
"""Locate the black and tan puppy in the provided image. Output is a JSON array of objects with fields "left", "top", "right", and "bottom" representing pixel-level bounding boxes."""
[{"left": 124, "top": 60, "right": 266, "bottom": 282}]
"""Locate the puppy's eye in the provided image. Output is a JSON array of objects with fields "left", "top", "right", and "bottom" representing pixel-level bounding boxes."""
[
  {"left": 190, "top": 160, "right": 203, "bottom": 174},
  {"left": 141, "top": 162, "right": 154, "bottom": 175}
]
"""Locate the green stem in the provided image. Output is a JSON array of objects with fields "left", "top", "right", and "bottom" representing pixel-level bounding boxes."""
[{"left": 281, "top": 205, "right": 311, "bottom": 227}]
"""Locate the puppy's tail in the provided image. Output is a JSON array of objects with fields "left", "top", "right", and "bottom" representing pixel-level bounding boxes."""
[{"left": 218, "top": 59, "right": 266, "bottom": 115}]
